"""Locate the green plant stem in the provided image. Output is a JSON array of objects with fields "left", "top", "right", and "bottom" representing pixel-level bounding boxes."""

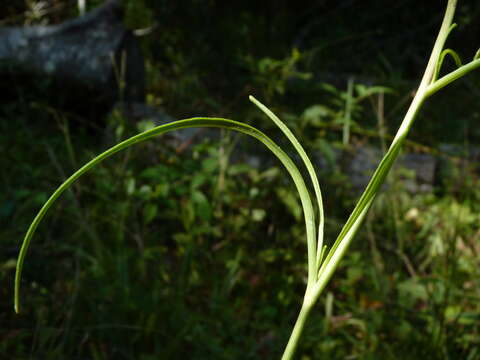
[
  {"left": 281, "top": 302, "right": 313, "bottom": 360},
  {"left": 281, "top": 1, "right": 463, "bottom": 358},
  {"left": 316, "top": 0, "right": 458, "bottom": 292},
  {"left": 426, "top": 58, "right": 480, "bottom": 97}
]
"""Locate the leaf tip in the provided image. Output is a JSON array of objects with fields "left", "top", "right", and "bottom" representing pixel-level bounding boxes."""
[
  {"left": 474, "top": 48, "right": 480, "bottom": 61},
  {"left": 249, "top": 95, "right": 263, "bottom": 110}
]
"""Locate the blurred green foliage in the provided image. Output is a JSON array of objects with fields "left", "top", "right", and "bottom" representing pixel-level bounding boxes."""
[{"left": 1, "top": 1, "right": 480, "bottom": 359}]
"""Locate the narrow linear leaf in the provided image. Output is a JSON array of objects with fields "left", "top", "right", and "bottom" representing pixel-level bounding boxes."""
[
  {"left": 322, "top": 144, "right": 401, "bottom": 269},
  {"left": 433, "top": 48, "right": 463, "bottom": 82},
  {"left": 431, "top": 22, "right": 458, "bottom": 82},
  {"left": 474, "top": 48, "right": 480, "bottom": 61},
  {"left": 14, "top": 117, "right": 315, "bottom": 313},
  {"left": 426, "top": 58, "right": 480, "bottom": 97},
  {"left": 249, "top": 95, "right": 325, "bottom": 281}
]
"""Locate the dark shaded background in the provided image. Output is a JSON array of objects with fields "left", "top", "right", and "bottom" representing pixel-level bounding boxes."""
[{"left": 1, "top": 1, "right": 480, "bottom": 359}]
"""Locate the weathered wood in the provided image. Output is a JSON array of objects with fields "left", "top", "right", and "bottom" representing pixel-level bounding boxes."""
[{"left": 0, "top": 0, "right": 144, "bottom": 118}]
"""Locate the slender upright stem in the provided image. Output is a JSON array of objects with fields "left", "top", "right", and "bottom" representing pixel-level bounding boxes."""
[
  {"left": 280, "top": 1, "right": 461, "bottom": 359},
  {"left": 281, "top": 301, "right": 313, "bottom": 360}
]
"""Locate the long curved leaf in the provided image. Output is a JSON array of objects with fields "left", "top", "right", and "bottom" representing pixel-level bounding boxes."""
[
  {"left": 14, "top": 117, "right": 315, "bottom": 313},
  {"left": 249, "top": 96, "right": 324, "bottom": 285}
]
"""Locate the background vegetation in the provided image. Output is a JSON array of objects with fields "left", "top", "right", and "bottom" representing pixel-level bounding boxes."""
[{"left": 1, "top": 1, "right": 480, "bottom": 359}]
